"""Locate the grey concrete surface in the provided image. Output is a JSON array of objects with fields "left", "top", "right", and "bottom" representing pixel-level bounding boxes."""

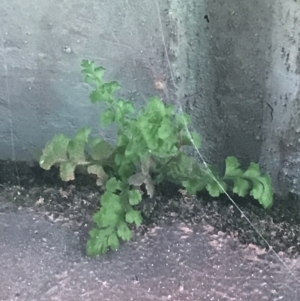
[
  {"left": 204, "top": 0, "right": 272, "bottom": 165},
  {"left": 259, "top": 0, "right": 300, "bottom": 197},
  {"left": 0, "top": 0, "right": 171, "bottom": 159},
  {"left": 1, "top": 208, "right": 300, "bottom": 301},
  {"left": 0, "top": 0, "right": 299, "bottom": 197}
]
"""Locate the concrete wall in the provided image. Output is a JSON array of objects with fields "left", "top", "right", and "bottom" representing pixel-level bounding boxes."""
[
  {"left": 205, "top": 0, "right": 272, "bottom": 165},
  {"left": 260, "top": 0, "right": 300, "bottom": 198},
  {"left": 0, "top": 0, "right": 299, "bottom": 198},
  {"left": 0, "top": 0, "right": 171, "bottom": 159}
]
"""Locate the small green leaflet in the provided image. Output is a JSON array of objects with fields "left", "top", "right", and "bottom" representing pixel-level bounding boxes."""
[
  {"left": 105, "top": 178, "right": 123, "bottom": 193},
  {"left": 243, "top": 163, "right": 273, "bottom": 208},
  {"left": 89, "top": 138, "right": 114, "bottom": 161},
  {"left": 90, "top": 81, "right": 120, "bottom": 104},
  {"left": 179, "top": 131, "right": 201, "bottom": 148},
  {"left": 190, "top": 131, "right": 201, "bottom": 148},
  {"left": 117, "top": 222, "right": 132, "bottom": 241},
  {"left": 40, "top": 128, "right": 90, "bottom": 172},
  {"left": 100, "top": 108, "right": 115, "bottom": 127},
  {"left": 87, "top": 229, "right": 108, "bottom": 255},
  {"left": 81, "top": 59, "right": 121, "bottom": 104},
  {"left": 224, "top": 156, "right": 243, "bottom": 177},
  {"left": 67, "top": 140, "right": 86, "bottom": 163},
  {"left": 176, "top": 113, "right": 191, "bottom": 129},
  {"left": 39, "top": 134, "right": 70, "bottom": 170},
  {"left": 118, "top": 162, "right": 135, "bottom": 179},
  {"left": 66, "top": 128, "right": 90, "bottom": 163},
  {"left": 182, "top": 177, "right": 207, "bottom": 195},
  {"left": 73, "top": 127, "right": 91, "bottom": 142},
  {"left": 59, "top": 162, "right": 77, "bottom": 181},
  {"left": 232, "top": 178, "right": 251, "bottom": 197},
  {"left": 145, "top": 97, "right": 166, "bottom": 117},
  {"left": 107, "top": 233, "right": 120, "bottom": 250},
  {"left": 81, "top": 60, "right": 105, "bottom": 85},
  {"left": 125, "top": 209, "right": 143, "bottom": 226},
  {"left": 86, "top": 227, "right": 114, "bottom": 256},
  {"left": 102, "top": 81, "right": 120, "bottom": 96},
  {"left": 115, "top": 100, "right": 135, "bottom": 120},
  {"left": 224, "top": 157, "right": 273, "bottom": 208},
  {"left": 92, "top": 207, "right": 120, "bottom": 227},
  {"left": 100, "top": 192, "right": 123, "bottom": 214},
  {"left": 128, "top": 189, "right": 142, "bottom": 205},
  {"left": 158, "top": 119, "right": 174, "bottom": 140},
  {"left": 206, "top": 180, "right": 227, "bottom": 197}
]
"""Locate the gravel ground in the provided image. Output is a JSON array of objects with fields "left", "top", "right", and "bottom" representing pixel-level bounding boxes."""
[
  {"left": 1, "top": 160, "right": 300, "bottom": 256},
  {"left": 1, "top": 159, "right": 300, "bottom": 300}
]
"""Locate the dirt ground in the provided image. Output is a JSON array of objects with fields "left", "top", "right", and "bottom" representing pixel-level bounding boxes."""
[{"left": 1, "top": 160, "right": 300, "bottom": 300}]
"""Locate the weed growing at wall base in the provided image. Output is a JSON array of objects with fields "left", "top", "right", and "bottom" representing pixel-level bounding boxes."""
[{"left": 39, "top": 59, "right": 273, "bottom": 256}]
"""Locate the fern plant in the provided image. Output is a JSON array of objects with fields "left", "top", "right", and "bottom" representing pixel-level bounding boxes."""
[{"left": 39, "top": 59, "right": 273, "bottom": 256}]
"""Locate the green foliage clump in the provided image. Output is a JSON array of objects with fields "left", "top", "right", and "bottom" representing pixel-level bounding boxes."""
[{"left": 39, "top": 59, "right": 273, "bottom": 256}]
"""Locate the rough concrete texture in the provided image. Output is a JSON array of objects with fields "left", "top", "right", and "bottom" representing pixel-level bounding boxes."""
[
  {"left": 0, "top": 0, "right": 170, "bottom": 159},
  {"left": 165, "top": 0, "right": 227, "bottom": 167},
  {"left": 1, "top": 208, "right": 300, "bottom": 301},
  {"left": 259, "top": 0, "right": 300, "bottom": 198},
  {"left": 0, "top": 0, "right": 299, "bottom": 197},
  {"left": 204, "top": 0, "right": 272, "bottom": 165}
]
